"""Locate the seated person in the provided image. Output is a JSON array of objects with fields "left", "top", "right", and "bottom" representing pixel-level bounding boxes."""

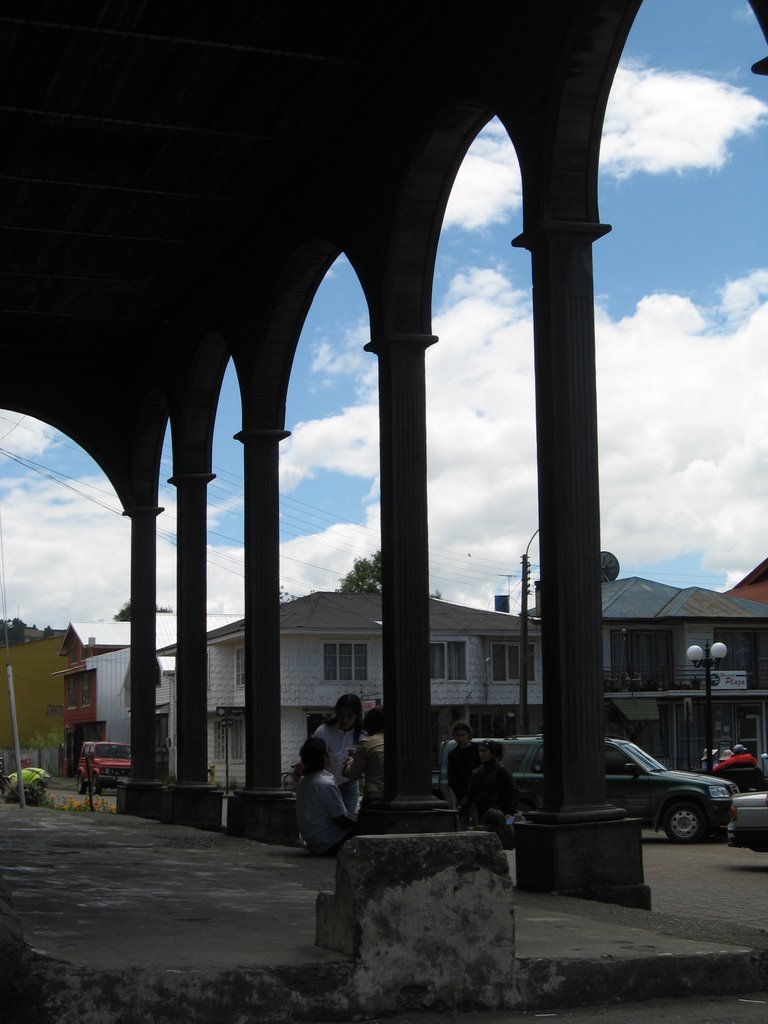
[
  {"left": 713, "top": 744, "right": 758, "bottom": 772},
  {"left": 476, "top": 807, "right": 516, "bottom": 850},
  {"left": 294, "top": 736, "right": 357, "bottom": 855}
]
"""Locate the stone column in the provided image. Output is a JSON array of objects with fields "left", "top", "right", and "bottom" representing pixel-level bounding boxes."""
[
  {"left": 164, "top": 471, "right": 222, "bottom": 829},
  {"left": 363, "top": 333, "right": 453, "bottom": 831},
  {"left": 511, "top": 224, "right": 647, "bottom": 906},
  {"left": 231, "top": 428, "right": 295, "bottom": 844},
  {"left": 118, "top": 505, "right": 165, "bottom": 819}
]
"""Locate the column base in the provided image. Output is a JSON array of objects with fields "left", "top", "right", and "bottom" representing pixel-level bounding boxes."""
[
  {"left": 356, "top": 800, "right": 456, "bottom": 836},
  {"left": 231, "top": 788, "right": 300, "bottom": 845},
  {"left": 116, "top": 780, "right": 165, "bottom": 821},
  {"left": 514, "top": 816, "right": 651, "bottom": 909},
  {"left": 162, "top": 782, "right": 223, "bottom": 831}
]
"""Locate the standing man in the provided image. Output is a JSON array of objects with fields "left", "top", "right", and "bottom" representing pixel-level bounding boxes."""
[{"left": 447, "top": 720, "right": 481, "bottom": 830}]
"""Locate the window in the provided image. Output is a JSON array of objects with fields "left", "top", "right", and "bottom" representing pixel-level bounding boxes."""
[
  {"left": 715, "top": 629, "right": 768, "bottom": 687},
  {"left": 214, "top": 716, "right": 244, "bottom": 760},
  {"left": 323, "top": 642, "right": 368, "bottom": 682},
  {"left": 610, "top": 629, "right": 672, "bottom": 689},
  {"left": 490, "top": 643, "right": 535, "bottom": 681},
  {"left": 234, "top": 646, "right": 245, "bottom": 689},
  {"left": 430, "top": 641, "right": 466, "bottom": 680},
  {"left": 81, "top": 677, "right": 91, "bottom": 707},
  {"left": 67, "top": 679, "right": 77, "bottom": 709}
]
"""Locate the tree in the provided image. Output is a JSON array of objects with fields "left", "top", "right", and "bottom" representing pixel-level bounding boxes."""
[
  {"left": 114, "top": 601, "right": 173, "bottom": 621},
  {"left": 338, "top": 551, "right": 382, "bottom": 593},
  {"left": 337, "top": 550, "right": 442, "bottom": 597}
]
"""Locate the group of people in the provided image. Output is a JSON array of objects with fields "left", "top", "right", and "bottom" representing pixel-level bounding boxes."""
[
  {"left": 447, "top": 720, "right": 519, "bottom": 849},
  {"left": 294, "top": 694, "right": 385, "bottom": 856},
  {"left": 295, "top": 706, "right": 520, "bottom": 856},
  {"left": 712, "top": 743, "right": 758, "bottom": 773}
]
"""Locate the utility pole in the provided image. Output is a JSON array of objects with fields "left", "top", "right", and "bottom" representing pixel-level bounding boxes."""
[{"left": 519, "top": 528, "right": 538, "bottom": 735}]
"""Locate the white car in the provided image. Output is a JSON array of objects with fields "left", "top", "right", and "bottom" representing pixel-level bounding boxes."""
[{"left": 727, "top": 791, "right": 768, "bottom": 852}]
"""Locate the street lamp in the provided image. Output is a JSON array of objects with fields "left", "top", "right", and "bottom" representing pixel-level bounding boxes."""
[
  {"left": 519, "top": 528, "right": 539, "bottom": 735},
  {"left": 686, "top": 640, "right": 727, "bottom": 775}
]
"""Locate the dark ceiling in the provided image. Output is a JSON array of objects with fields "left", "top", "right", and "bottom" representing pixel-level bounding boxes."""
[{"left": 1, "top": 1, "right": 767, "bottom": 499}]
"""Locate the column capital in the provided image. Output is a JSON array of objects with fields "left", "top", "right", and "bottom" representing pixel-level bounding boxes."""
[
  {"left": 167, "top": 472, "right": 215, "bottom": 487},
  {"left": 365, "top": 333, "right": 438, "bottom": 356},
  {"left": 512, "top": 221, "right": 611, "bottom": 250},
  {"left": 234, "top": 428, "right": 291, "bottom": 444},
  {"left": 121, "top": 505, "right": 164, "bottom": 520}
]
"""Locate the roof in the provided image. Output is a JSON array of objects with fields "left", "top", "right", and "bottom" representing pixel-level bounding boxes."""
[
  {"left": 608, "top": 697, "right": 660, "bottom": 723},
  {"left": 601, "top": 577, "right": 768, "bottom": 621},
  {"left": 203, "top": 592, "right": 526, "bottom": 645},
  {"left": 726, "top": 556, "right": 768, "bottom": 606},
  {"left": 62, "top": 614, "right": 242, "bottom": 656}
]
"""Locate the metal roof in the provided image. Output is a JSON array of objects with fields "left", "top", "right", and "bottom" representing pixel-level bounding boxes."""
[
  {"left": 601, "top": 578, "right": 768, "bottom": 622},
  {"left": 203, "top": 592, "right": 528, "bottom": 645},
  {"left": 608, "top": 697, "right": 660, "bottom": 722}
]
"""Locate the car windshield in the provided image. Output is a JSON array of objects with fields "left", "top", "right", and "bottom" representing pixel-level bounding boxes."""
[
  {"left": 613, "top": 740, "right": 666, "bottom": 773},
  {"left": 98, "top": 744, "right": 131, "bottom": 759}
]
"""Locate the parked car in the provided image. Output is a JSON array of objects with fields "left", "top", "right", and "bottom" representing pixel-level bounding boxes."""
[
  {"left": 76, "top": 741, "right": 131, "bottom": 795},
  {"left": 433, "top": 735, "right": 737, "bottom": 843},
  {"left": 727, "top": 791, "right": 768, "bottom": 852}
]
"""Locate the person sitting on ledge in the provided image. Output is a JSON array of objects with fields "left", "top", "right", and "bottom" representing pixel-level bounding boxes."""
[
  {"left": 713, "top": 744, "right": 758, "bottom": 772},
  {"left": 295, "top": 736, "right": 357, "bottom": 856}
]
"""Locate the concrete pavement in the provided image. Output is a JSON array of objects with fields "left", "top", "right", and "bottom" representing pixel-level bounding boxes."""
[{"left": 2, "top": 798, "right": 768, "bottom": 1023}]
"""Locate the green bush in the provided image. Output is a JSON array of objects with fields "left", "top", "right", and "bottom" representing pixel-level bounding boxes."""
[{"left": 2, "top": 780, "right": 55, "bottom": 808}]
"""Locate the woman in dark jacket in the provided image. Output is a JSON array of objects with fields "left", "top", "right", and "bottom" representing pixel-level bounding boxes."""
[{"left": 457, "top": 740, "right": 518, "bottom": 821}]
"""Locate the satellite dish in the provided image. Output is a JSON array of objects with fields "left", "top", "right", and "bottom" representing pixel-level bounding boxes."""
[{"left": 601, "top": 551, "right": 620, "bottom": 582}]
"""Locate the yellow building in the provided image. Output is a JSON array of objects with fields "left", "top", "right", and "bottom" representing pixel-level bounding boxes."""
[{"left": 0, "top": 635, "right": 64, "bottom": 748}]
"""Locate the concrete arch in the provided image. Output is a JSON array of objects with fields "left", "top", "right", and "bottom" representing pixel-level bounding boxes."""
[
  {"left": 355, "top": 101, "right": 496, "bottom": 339},
  {"left": 230, "top": 239, "right": 345, "bottom": 431},
  {"left": 512, "top": 1, "right": 641, "bottom": 234},
  {"left": 167, "top": 332, "right": 232, "bottom": 476}
]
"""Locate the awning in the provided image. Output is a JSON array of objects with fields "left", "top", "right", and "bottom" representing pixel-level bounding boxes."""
[{"left": 608, "top": 697, "right": 660, "bottom": 722}]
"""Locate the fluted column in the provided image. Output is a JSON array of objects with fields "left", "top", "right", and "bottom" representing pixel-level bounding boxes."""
[
  {"left": 515, "top": 221, "right": 620, "bottom": 822},
  {"left": 123, "top": 504, "right": 163, "bottom": 782},
  {"left": 236, "top": 427, "right": 289, "bottom": 791},
  {"left": 168, "top": 471, "right": 214, "bottom": 785},
  {"left": 364, "top": 332, "right": 441, "bottom": 807}
]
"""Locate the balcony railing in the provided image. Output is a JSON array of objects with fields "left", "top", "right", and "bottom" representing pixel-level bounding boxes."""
[{"left": 604, "top": 667, "right": 764, "bottom": 693}]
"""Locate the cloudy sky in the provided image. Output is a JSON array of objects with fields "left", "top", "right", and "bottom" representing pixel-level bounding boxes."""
[{"left": 2, "top": 0, "right": 768, "bottom": 629}]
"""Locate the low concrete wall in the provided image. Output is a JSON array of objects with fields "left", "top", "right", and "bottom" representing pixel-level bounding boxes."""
[{"left": 316, "top": 832, "right": 516, "bottom": 1013}]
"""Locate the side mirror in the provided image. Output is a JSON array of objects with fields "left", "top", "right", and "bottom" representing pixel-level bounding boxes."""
[{"left": 623, "top": 762, "right": 640, "bottom": 777}]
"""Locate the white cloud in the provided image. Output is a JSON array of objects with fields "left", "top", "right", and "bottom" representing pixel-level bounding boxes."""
[
  {"left": 441, "top": 64, "right": 768, "bottom": 233},
  {"left": 443, "top": 120, "right": 523, "bottom": 230},
  {"left": 601, "top": 63, "right": 768, "bottom": 179},
  {"left": 0, "top": 414, "right": 60, "bottom": 458},
  {"left": 269, "top": 263, "right": 768, "bottom": 608}
]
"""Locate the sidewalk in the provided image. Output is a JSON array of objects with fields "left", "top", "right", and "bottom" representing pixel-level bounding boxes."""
[{"left": 2, "top": 801, "right": 768, "bottom": 1023}]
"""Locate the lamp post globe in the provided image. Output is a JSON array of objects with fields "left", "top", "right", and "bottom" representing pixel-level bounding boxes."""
[{"left": 686, "top": 641, "right": 728, "bottom": 775}]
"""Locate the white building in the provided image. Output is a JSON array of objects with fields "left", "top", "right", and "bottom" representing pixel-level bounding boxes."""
[{"left": 185, "top": 592, "right": 541, "bottom": 788}]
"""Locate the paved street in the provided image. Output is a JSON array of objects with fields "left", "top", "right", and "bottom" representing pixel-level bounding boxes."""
[{"left": 636, "top": 830, "right": 768, "bottom": 929}]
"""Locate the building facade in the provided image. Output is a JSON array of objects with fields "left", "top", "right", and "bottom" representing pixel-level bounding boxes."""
[
  {"left": 601, "top": 577, "right": 768, "bottom": 769},
  {"left": 190, "top": 593, "right": 542, "bottom": 789}
]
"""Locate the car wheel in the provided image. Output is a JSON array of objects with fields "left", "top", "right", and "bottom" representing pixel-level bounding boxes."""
[
  {"left": 662, "top": 801, "right": 706, "bottom": 843},
  {"left": 76, "top": 773, "right": 87, "bottom": 795}
]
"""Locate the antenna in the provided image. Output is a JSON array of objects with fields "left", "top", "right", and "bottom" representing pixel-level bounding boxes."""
[{"left": 600, "top": 551, "right": 620, "bottom": 582}]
